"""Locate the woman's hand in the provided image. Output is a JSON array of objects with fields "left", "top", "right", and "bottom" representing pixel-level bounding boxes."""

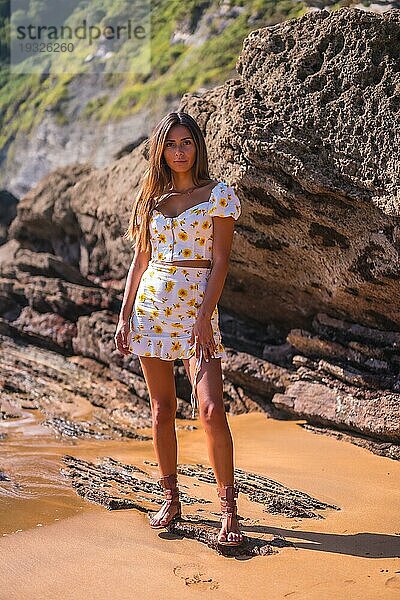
[
  {"left": 114, "top": 318, "right": 131, "bottom": 355},
  {"left": 189, "top": 314, "right": 216, "bottom": 362}
]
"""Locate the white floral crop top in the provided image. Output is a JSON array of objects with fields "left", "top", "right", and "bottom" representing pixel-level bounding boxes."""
[{"left": 149, "top": 181, "right": 241, "bottom": 263}]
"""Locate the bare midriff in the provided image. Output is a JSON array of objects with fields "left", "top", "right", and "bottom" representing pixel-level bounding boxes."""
[{"left": 152, "top": 259, "right": 211, "bottom": 268}]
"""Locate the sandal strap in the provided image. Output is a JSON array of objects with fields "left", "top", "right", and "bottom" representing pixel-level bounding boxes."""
[
  {"left": 220, "top": 503, "right": 237, "bottom": 511},
  {"left": 160, "top": 497, "right": 181, "bottom": 507},
  {"left": 217, "top": 483, "right": 239, "bottom": 500},
  {"left": 217, "top": 483, "right": 239, "bottom": 516},
  {"left": 162, "top": 490, "right": 180, "bottom": 502},
  {"left": 217, "top": 483, "right": 242, "bottom": 543},
  {"left": 220, "top": 501, "right": 237, "bottom": 515},
  {"left": 158, "top": 473, "right": 178, "bottom": 488},
  {"left": 158, "top": 473, "right": 180, "bottom": 502}
]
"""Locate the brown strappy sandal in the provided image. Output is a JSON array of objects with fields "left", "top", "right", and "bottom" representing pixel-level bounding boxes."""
[
  {"left": 149, "top": 473, "right": 182, "bottom": 529},
  {"left": 217, "top": 482, "right": 244, "bottom": 546}
]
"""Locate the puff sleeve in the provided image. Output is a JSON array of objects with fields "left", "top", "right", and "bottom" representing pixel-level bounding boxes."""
[{"left": 208, "top": 183, "right": 241, "bottom": 220}]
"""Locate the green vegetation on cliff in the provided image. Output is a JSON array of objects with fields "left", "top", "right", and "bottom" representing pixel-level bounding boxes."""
[{"left": 0, "top": 0, "right": 374, "bottom": 149}]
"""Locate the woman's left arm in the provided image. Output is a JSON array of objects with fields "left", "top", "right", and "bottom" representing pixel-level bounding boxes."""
[
  {"left": 193, "top": 216, "right": 235, "bottom": 360},
  {"left": 198, "top": 216, "right": 235, "bottom": 320}
]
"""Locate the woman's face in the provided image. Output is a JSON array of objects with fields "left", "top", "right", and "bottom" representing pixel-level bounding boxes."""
[{"left": 163, "top": 125, "right": 196, "bottom": 174}]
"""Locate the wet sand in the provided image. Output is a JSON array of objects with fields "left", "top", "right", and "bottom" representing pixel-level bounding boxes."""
[{"left": 1, "top": 412, "right": 400, "bottom": 600}]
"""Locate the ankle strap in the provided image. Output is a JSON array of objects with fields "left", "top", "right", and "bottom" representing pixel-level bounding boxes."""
[
  {"left": 217, "top": 483, "right": 239, "bottom": 516},
  {"left": 217, "top": 483, "right": 239, "bottom": 500},
  {"left": 158, "top": 473, "right": 178, "bottom": 487}
]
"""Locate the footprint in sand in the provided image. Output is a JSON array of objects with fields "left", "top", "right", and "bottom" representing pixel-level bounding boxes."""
[
  {"left": 385, "top": 575, "right": 400, "bottom": 590},
  {"left": 173, "top": 563, "right": 219, "bottom": 590}
]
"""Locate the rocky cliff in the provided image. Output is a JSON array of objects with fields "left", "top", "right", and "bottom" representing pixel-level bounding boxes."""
[
  {"left": 1, "top": 7, "right": 399, "bottom": 458},
  {"left": 1, "top": 0, "right": 397, "bottom": 198}
]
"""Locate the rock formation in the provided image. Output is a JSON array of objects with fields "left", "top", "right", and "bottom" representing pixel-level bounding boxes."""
[
  {"left": 59, "top": 454, "right": 337, "bottom": 556},
  {"left": 1, "top": 1, "right": 396, "bottom": 198},
  {"left": 1, "top": 7, "right": 399, "bottom": 458}
]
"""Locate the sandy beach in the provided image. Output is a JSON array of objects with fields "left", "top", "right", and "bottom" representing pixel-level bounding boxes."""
[
  {"left": 1, "top": 412, "right": 399, "bottom": 600},
  {"left": 1, "top": 3, "right": 400, "bottom": 600}
]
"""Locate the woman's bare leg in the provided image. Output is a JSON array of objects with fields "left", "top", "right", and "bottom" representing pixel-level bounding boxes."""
[
  {"left": 139, "top": 356, "right": 179, "bottom": 525},
  {"left": 183, "top": 356, "right": 242, "bottom": 543}
]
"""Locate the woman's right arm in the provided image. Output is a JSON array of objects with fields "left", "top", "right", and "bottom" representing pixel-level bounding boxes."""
[
  {"left": 115, "top": 245, "right": 150, "bottom": 354},
  {"left": 119, "top": 246, "right": 150, "bottom": 322}
]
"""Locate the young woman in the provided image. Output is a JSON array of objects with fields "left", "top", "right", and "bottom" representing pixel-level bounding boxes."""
[{"left": 115, "top": 111, "right": 244, "bottom": 547}]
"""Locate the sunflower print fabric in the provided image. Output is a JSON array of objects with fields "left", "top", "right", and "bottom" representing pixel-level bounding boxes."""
[
  {"left": 128, "top": 261, "right": 230, "bottom": 418},
  {"left": 127, "top": 181, "right": 241, "bottom": 416},
  {"left": 149, "top": 180, "right": 241, "bottom": 263},
  {"left": 128, "top": 262, "right": 226, "bottom": 361}
]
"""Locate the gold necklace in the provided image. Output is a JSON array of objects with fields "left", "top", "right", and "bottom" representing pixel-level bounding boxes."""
[{"left": 167, "top": 184, "right": 197, "bottom": 196}]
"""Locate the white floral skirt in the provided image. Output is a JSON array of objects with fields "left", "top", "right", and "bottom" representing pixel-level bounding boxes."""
[{"left": 127, "top": 260, "right": 227, "bottom": 417}]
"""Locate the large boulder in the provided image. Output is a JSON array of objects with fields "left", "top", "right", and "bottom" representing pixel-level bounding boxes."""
[
  {"left": 2, "top": 7, "right": 399, "bottom": 450},
  {"left": 180, "top": 6, "right": 400, "bottom": 330}
]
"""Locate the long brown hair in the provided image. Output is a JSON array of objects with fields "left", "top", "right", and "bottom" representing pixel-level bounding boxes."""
[{"left": 124, "top": 111, "right": 213, "bottom": 251}]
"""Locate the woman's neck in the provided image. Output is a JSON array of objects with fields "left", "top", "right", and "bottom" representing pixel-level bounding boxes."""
[
  {"left": 169, "top": 174, "right": 195, "bottom": 192},
  {"left": 169, "top": 176, "right": 212, "bottom": 193}
]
